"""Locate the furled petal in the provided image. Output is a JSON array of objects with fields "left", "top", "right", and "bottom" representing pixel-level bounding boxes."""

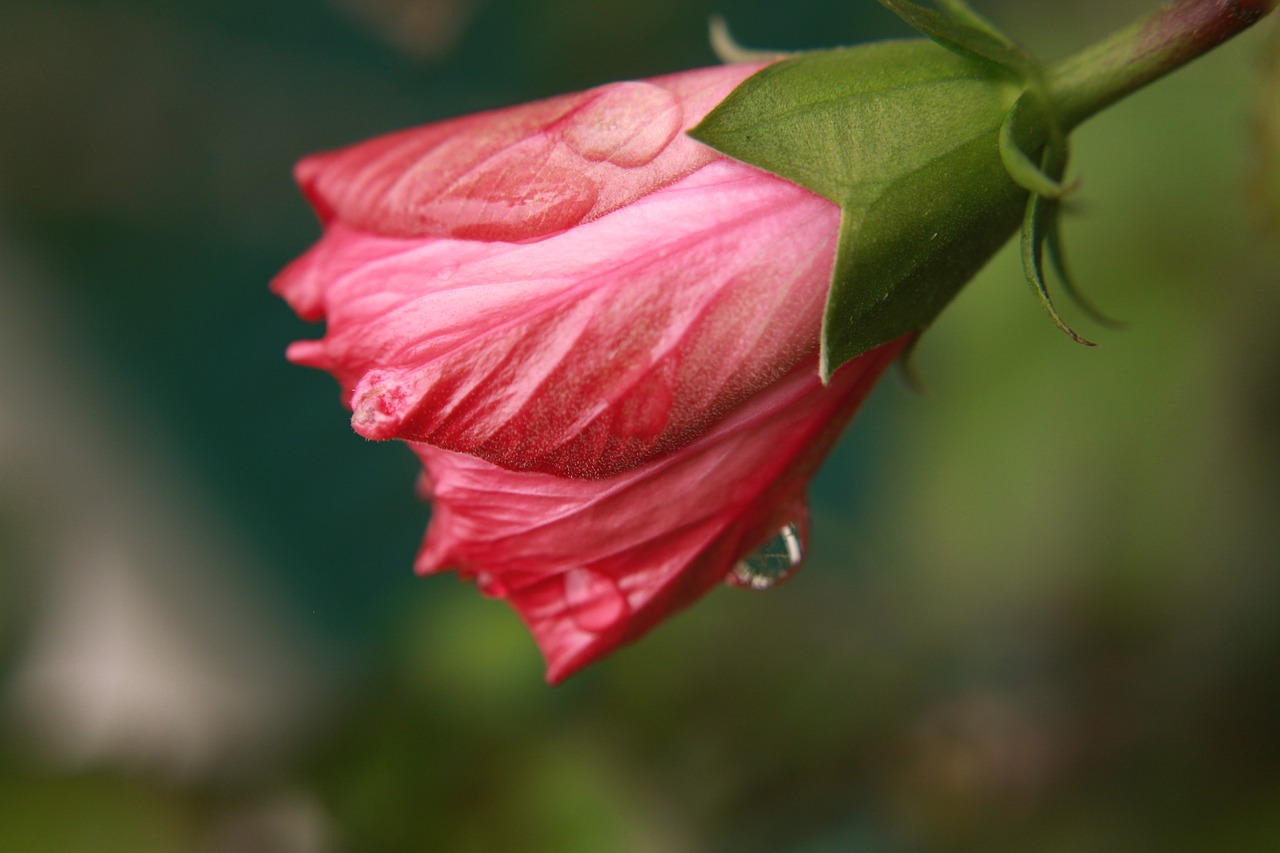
[
  {"left": 294, "top": 64, "right": 765, "bottom": 242},
  {"left": 275, "top": 160, "right": 841, "bottom": 478},
  {"left": 410, "top": 339, "right": 905, "bottom": 683}
]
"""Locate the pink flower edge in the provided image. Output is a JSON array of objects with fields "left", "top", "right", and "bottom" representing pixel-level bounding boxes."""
[
  {"left": 410, "top": 340, "right": 906, "bottom": 683},
  {"left": 273, "top": 160, "right": 840, "bottom": 479},
  {"left": 292, "top": 64, "right": 767, "bottom": 242}
]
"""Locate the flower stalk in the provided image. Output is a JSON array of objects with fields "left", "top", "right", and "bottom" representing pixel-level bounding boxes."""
[{"left": 1048, "top": 0, "right": 1278, "bottom": 130}]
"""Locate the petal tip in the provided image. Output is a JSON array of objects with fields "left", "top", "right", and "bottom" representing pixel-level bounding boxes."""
[{"left": 284, "top": 339, "right": 329, "bottom": 369}]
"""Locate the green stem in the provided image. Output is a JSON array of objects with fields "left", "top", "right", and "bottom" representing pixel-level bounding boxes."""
[{"left": 1047, "top": 0, "right": 1277, "bottom": 130}]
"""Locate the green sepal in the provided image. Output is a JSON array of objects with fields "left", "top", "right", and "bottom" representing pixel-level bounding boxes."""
[
  {"left": 709, "top": 16, "right": 791, "bottom": 64},
  {"left": 820, "top": 130, "right": 1027, "bottom": 377},
  {"left": 1020, "top": 143, "right": 1096, "bottom": 346},
  {"left": 999, "top": 93, "right": 1072, "bottom": 198},
  {"left": 1047, "top": 211, "right": 1126, "bottom": 329},
  {"left": 933, "top": 0, "right": 1010, "bottom": 42},
  {"left": 691, "top": 41, "right": 1030, "bottom": 379},
  {"left": 878, "top": 0, "right": 1035, "bottom": 80},
  {"left": 894, "top": 333, "right": 929, "bottom": 396}
]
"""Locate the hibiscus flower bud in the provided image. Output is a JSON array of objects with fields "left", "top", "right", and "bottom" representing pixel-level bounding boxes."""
[
  {"left": 273, "top": 63, "right": 905, "bottom": 680},
  {"left": 274, "top": 64, "right": 849, "bottom": 480},
  {"left": 275, "top": 0, "right": 1274, "bottom": 680}
]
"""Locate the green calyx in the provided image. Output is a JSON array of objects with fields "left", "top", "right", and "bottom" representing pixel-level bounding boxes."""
[
  {"left": 692, "top": 0, "right": 1093, "bottom": 379},
  {"left": 881, "top": 0, "right": 1116, "bottom": 353},
  {"left": 692, "top": 0, "right": 1275, "bottom": 379}
]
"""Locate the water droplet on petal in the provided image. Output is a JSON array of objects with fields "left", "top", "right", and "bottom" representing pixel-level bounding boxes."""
[
  {"left": 560, "top": 82, "right": 683, "bottom": 168},
  {"left": 727, "top": 518, "right": 807, "bottom": 590},
  {"left": 563, "top": 567, "right": 629, "bottom": 633},
  {"left": 475, "top": 571, "right": 509, "bottom": 599}
]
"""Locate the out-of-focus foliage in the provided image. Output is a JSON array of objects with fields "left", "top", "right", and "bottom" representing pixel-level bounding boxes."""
[
  {"left": 1256, "top": 23, "right": 1280, "bottom": 230},
  {"left": 1, "top": 1, "right": 1277, "bottom": 851}
]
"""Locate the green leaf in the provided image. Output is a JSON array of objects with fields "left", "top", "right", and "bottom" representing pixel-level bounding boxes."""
[{"left": 691, "top": 41, "right": 1031, "bottom": 378}]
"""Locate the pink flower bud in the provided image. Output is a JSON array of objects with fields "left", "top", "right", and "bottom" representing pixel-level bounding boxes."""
[{"left": 274, "top": 65, "right": 906, "bottom": 679}]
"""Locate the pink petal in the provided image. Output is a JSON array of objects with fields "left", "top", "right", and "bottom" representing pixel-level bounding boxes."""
[
  {"left": 294, "top": 65, "right": 766, "bottom": 242},
  {"left": 410, "top": 339, "right": 906, "bottom": 683},
  {"left": 274, "top": 160, "right": 841, "bottom": 478}
]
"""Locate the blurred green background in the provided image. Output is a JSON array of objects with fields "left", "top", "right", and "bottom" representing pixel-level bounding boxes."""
[{"left": 1, "top": 1, "right": 1278, "bottom": 850}]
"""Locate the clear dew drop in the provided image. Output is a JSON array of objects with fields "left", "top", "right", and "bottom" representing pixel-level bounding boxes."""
[
  {"left": 561, "top": 82, "right": 683, "bottom": 168},
  {"left": 474, "top": 571, "right": 509, "bottom": 599},
  {"left": 727, "top": 521, "right": 806, "bottom": 590},
  {"left": 563, "top": 567, "right": 629, "bottom": 633}
]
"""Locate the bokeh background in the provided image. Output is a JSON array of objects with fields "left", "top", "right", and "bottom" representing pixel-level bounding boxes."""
[{"left": 1, "top": 1, "right": 1278, "bottom": 850}]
